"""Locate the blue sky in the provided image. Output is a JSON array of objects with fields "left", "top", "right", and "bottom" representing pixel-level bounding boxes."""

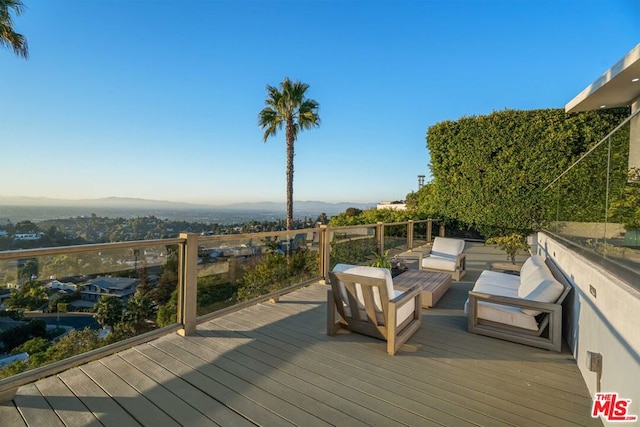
[{"left": 2, "top": 0, "right": 639, "bottom": 205}]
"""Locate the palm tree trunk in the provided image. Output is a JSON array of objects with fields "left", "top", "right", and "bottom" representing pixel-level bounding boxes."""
[{"left": 285, "top": 119, "right": 295, "bottom": 231}]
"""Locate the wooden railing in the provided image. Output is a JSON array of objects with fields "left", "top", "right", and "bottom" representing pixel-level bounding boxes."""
[{"left": 0, "top": 219, "right": 435, "bottom": 401}]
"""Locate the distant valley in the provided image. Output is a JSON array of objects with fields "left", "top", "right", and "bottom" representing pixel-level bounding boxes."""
[{"left": 0, "top": 196, "right": 376, "bottom": 224}]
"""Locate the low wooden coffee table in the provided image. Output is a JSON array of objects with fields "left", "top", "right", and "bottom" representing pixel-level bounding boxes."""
[{"left": 393, "top": 269, "right": 452, "bottom": 308}]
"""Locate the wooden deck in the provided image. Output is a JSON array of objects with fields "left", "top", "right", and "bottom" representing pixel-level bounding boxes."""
[{"left": 1, "top": 245, "right": 601, "bottom": 426}]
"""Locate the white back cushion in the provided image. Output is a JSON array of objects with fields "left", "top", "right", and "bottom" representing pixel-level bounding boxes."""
[
  {"left": 331, "top": 264, "right": 394, "bottom": 311},
  {"left": 517, "top": 260, "right": 564, "bottom": 316},
  {"left": 519, "top": 255, "right": 546, "bottom": 283},
  {"left": 432, "top": 237, "right": 465, "bottom": 257}
]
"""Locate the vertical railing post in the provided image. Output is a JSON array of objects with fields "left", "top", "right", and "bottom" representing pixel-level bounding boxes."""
[
  {"left": 407, "top": 220, "right": 414, "bottom": 250},
  {"left": 177, "top": 232, "right": 198, "bottom": 336},
  {"left": 376, "top": 222, "right": 384, "bottom": 254},
  {"left": 319, "top": 225, "right": 328, "bottom": 283},
  {"left": 426, "top": 220, "right": 432, "bottom": 244}
]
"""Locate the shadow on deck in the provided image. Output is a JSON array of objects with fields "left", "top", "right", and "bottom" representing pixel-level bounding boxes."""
[{"left": 1, "top": 243, "right": 601, "bottom": 426}]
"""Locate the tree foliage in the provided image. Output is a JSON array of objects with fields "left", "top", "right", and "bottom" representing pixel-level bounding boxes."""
[
  {"left": 156, "top": 288, "right": 178, "bottom": 327},
  {"left": 486, "top": 233, "right": 530, "bottom": 263},
  {"left": 0, "top": 319, "right": 47, "bottom": 351},
  {"left": 10, "top": 336, "right": 48, "bottom": 355},
  {"left": 329, "top": 207, "right": 423, "bottom": 227},
  {"left": 237, "top": 249, "right": 319, "bottom": 301},
  {"left": 120, "top": 290, "right": 154, "bottom": 335},
  {"left": 42, "top": 328, "right": 101, "bottom": 362},
  {"left": 329, "top": 237, "right": 377, "bottom": 269},
  {"left": 93, "top": 296, "right": 124, "bottom": 328}
]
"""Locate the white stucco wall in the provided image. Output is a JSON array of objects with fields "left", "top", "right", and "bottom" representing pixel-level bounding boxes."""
[{"left": 538, "top": 232, "right": 640, "bottom": 425}]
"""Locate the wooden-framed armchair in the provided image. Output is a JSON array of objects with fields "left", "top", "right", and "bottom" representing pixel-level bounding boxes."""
[
  {"left": 327, "top": 264, "right": 422, "bottom": 355},
  {"left": 419, "top": 237, "right": 466, "bottom": 281}
]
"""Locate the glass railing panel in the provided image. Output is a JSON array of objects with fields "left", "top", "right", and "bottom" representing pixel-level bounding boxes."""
[
  {"left": 411, "top": 220, "right": 431, "bottom": 249},
  {"left": 195, "top": 229, "right": 320, "bottom": 316},
  {"left": 328, "top": 225, "right": 378, "bottom": 269},
  {"left": 383, "top": 223, "right": 408, "bottom": 255},
  {"left": 0, "top": 241, "right": 179, "bottom": 380},
  {"left": 546, "top": 118, "right": 639, "bottom": 284}
]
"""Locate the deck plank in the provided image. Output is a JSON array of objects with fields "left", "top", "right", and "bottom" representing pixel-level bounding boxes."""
[
  {"left": 99, "top": 354, "right": 218, "bottom": 427},
  {"left": 0, "top": 401, "right": 27, "bottom": 427},
  {"left": 134, "top": 342, "right": 295, "bottom": 426},
  {"left": 35, "top": 375, "right": 102, "bottom": 427},
  {"left": 164, "top": 334, "right": 372, "bottom": 427},
  {"left": 209, "top": 315, "right": 502, "bottom": 427},
  {"left": 215, "top": 302, "right": 549, "bottom": 426},
  {"left": 117, "top": 348, "right": 254, "bottom": 427},
  {"left": 80, "top": 360, "right": 179, "bottom": 427},
  {"left": 58, "top": 367, "right": 141, "bottom": 427},
  {"left": 12, "top": 383, "right": 64, "bottom": 427},
  {"left": 187, "top": 332, "right": 410, "bottom": 427},
  {"left": 150, "top": 337, "right": 331, "bottom": 427}
]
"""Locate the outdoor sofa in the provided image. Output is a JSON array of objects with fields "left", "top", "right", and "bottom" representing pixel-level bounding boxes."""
[{"left": 464, "top": 254, "right": 571, "bottom": 351}]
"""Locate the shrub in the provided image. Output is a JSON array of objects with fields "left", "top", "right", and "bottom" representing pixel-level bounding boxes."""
[{"left": 237, "top": 249, "right": 319, "bottom": 301}]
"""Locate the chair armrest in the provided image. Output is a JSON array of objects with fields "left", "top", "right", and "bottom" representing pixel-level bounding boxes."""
[
  {"left": 390, "top": 284, "right": 421, "bottom": 307},
  {"left": 467, "top": 291, "right": 560, "bottom": 313}
]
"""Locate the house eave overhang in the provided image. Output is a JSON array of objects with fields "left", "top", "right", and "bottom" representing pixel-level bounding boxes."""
[{"left": 566, "top": 44, "right": 640, "bottom": 113}]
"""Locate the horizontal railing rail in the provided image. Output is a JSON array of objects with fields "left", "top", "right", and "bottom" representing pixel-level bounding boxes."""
[{"left": 0, "top": 238, "right": 184, "bottom": 261}]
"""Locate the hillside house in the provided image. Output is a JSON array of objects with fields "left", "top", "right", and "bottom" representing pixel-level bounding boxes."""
[{"left": 80, "top": 277, "right": 139, "bottom": 303}]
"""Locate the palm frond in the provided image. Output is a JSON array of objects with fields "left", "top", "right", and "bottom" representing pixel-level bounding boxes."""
[
  {"left": 0, "top": 29, "right": 27, "bottom": 57},
  {"left": 258, "top": 107, "right": 283, "bottom": 142},
  {"left": 1, "top": 0, "right": 28, "bottom": 58},
  {"left": 298, "top": 99, "right": 320, "bottom": 130}
]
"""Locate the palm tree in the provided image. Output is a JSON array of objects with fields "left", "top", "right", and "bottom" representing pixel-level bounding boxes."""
[
  {"left": 258, "top": 77, "right": 320, "bottom": 230},
  {"left": 93, "top": 295, "right": 124, "bottom": 329},
  {"left": 0, "top": 0, "right": 28, "bottom": 59}
]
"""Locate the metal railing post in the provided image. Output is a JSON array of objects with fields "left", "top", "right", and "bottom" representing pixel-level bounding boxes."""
[
  {"left": 177, "top": 233, "right": 198, "bottom": 336},
  {"left": 376, "top": 222, "right": 384, "bottom": 254},
  {"left": 320, "top": 225, "right": 330, "bottom": 282},
  {"left": 407, "top": 220, "right": 414, "bottom": 250}
]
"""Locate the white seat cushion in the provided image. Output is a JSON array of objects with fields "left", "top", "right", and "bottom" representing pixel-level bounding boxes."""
[
  {"left": 469, "top": 301, "right": 539, "bottom": 331},
  {"left": 465, "top": 255, "right": 564, "bottom": 330},
  {"left": 421, "top": 255, "right": 456, "bottom": 271},
  {"left": 464, "top": 271, "right": 539, "bottom": 331}
]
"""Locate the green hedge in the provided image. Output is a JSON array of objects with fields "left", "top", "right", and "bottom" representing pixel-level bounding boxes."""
[{"left": 423, "top": 107, "right": 630, "bottom": 237}]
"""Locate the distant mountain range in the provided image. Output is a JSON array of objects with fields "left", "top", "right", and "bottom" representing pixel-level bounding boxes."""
[{"left": 0, "top": 196, "right": 376, "bottom": 217}]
